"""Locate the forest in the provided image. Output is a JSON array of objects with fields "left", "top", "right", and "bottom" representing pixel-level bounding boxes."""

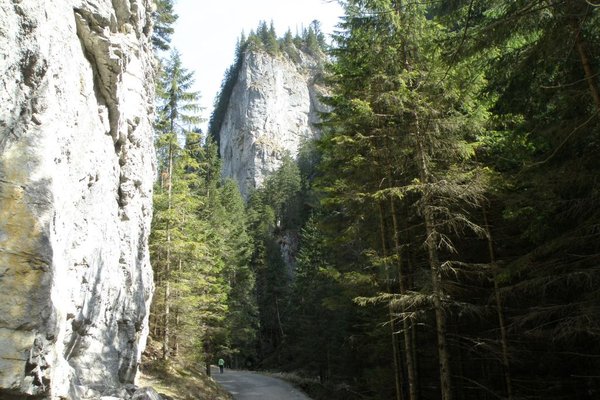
[{"left": 149, "top": 1, "right": 600, "bottom": 399}]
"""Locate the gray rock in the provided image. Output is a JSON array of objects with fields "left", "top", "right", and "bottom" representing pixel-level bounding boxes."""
[
  {"left": 219, "top": 48, "right": 328, "bottom": 198},
  {"left": 131, "top": 387, "right": 164, "bottom": 400},
  {"left": 0, "top": 0, "right": 155, "bottom": 398},
  {"left": 124, "top": 383, "right": 140, "bottom": 395}
]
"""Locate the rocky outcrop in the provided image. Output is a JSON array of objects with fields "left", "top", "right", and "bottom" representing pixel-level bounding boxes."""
[
  {"left": 218, "top": 48, "right": 327, "bottom": 198},
  {"left": 0, "top": 0, "right": 155, "bottom": 398}
]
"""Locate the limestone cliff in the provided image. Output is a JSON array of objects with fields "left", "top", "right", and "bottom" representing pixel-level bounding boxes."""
[
  {"left": 0, "top": 0, "right": 155, "bottom": 398},
  {"left": 217, "top": 48, "right": 327, "bottom": 198}
]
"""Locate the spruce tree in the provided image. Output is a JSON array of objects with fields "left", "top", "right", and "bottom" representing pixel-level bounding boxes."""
[
  {"left": 436, "top": 2, "right": 600, "bottom": 398},
  {"left": 243, "top": 155, "right": 305, "bottom": 363},
  {"left": 152, "top": 49, "right": 201, "bottom": 360},
  {"left": 152, "top": 0, "right": 178, "bottom": 51},
  {"left": 319, "top": 1, "right": 489, "bottom": 398},
  {"left": 266, "top": 21, "right": 280, "bottom": 55}
]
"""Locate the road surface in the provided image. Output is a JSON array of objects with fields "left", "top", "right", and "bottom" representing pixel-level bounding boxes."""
[{"left": 211, "top": 367, "right": 312, "bottom": 400}]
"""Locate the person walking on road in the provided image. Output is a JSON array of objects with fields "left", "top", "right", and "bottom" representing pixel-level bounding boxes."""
[{"left": 218, "top": 358, "right": 225, "bottom": 374}]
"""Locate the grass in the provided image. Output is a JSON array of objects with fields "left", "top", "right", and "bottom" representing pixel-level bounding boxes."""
[{"left": 137, "top": 338, "right": 232, "bottom": 400}]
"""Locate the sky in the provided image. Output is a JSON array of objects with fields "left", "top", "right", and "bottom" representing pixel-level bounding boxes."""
[{"left": 170, "top": 0, "right": 344, "bottom": 132}]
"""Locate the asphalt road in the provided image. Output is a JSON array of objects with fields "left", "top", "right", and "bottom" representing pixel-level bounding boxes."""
[{"left": 211, "top": 367, "right": 312, "bottom": 400}]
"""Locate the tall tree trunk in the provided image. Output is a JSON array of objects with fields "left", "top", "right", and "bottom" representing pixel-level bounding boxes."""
[
  {"left": 378, "top": 202, "right": 404, "bottom": 400},
  {"left": 380, "top": 128, "right": 418, "bottom": 400},
  {"left": 174, "top": 308, "right": 179, "bottom": 357},
  {"left": 173, "top": 259, "right": 183, "bottom": 357},
  {"left": 390, "top": 197, "right": 419, "bottom": 400},
  {"left": 163, "top": 138, "right": 174, "bottom": 361},
  {"left": 571, "top": 15, "right": 600, "bottom": 111},
  {"left": 163, "top": 282, "right": 170, "bottom": 359},
  {"left": 204, "top": 339, "right": 212, "bottom": 377},
  {"left": 275, "top": 296, "right": 285, "bottom": 358},
  {"left": 327, "top": 345, "right": 332, "bottom": 382},
  {"left": 413, "top": 114, "right": 453, "bottom": 400},
  {"left": 150, "top": 254, "right": 161, "bottom": 338},
  {"left": 482, "top": 208, "right": 513, "bottom": 400},
  {"left": 422, "top": 185, "right": 453, "bottom": 400},
  {"left": 407, "top": 249, "right": 420, "bottom": 390}
]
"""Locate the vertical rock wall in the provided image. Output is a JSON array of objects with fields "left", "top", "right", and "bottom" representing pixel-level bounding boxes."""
[
  {"left": 0, "top": 0, "right": 155, "bottom": 398},
  {"left": 218, "top": 49, "right": 327, "bottom": 198}
]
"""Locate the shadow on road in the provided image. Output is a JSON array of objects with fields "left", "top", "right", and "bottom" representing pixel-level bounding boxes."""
[{"left": 210, "top": 366, "right": 312, "bottom": 400}]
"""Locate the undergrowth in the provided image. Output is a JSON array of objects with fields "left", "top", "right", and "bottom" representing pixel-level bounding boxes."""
[{"left": 138, "top": 337, "right": 232, "bottom": 400}]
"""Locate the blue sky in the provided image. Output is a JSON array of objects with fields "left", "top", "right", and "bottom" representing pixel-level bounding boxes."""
[{"left": 170, "top": 0, "right": 344, "bottom": 132}]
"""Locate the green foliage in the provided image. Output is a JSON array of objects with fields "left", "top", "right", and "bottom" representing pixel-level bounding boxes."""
[
  {"left": 151, "top": 129, "right": 257, "bottom": 365},
  {"left": 244, "top": 156, "right": 305, "bottom": 362},
  {"left": 189, "top": 137, "right": 257, "bottom": 366},
  {"left": 151, "top": 51, "right": 256, "bottom": 366},
  {"left": 243, "top": 19, "right": 328, "bottom": 57},
  {"left": 304, "top": 20, "right": 326, "bottom": 56},
  {"left": 281, "top": 1, "right": 600, "bottom": 399},
  {"left": 156, "top": 50, "right": 202, "bottom": 139},
  {"left": 152, "top": 0, "right": 178, "bottom": 51},
  {"left": 283, "top": 217, "right": 358, "bottom": 381},
  {"left": 150, "top": 3, "right": 600, "bottom": 399},
  {"left": 261, "top": 154, "right": 303, "bottom": 229}
]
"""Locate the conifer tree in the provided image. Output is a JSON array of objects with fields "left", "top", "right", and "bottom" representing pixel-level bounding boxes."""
[
  {"left": 286, "top": 216, "right": 347, "bottom": 382},
  {"left": 266, "top": 21, "right": 280, "bottom": 55},
  {"left": 152, "top": 0, "right": 178, "bottom": 51},
  {"left": 304, "top": 26, "right": 320, "bottom": 55},
  {"left": 152, "top": 50, "right": 201, "bottom": 360},
  {"left": 219, "top": 179, "right": 257, "bottom": 367},
  {"left": 283, "top": 29, "right": 294, "bottom": 48},
  {"left": 435, "top": 2, "right": 600, "bottom": 398},
  {"left": 319, "top": 1, "right": 489, "bottom": 398},
  {"left": 199, "top": 3, "right": 600, "bottom": 400},
  {"left": 188, "top": 135, "right": 257, "bottom": 367},
  {"left": 245, "top": 156, "right": 302, "bottom": 362}
]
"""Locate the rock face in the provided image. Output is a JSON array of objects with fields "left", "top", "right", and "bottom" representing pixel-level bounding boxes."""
[
  {"left": 218, "top": 49, "right": 327, "bottom": 198},
  {"left": 0, "top": 1, "right": 155, "bottom": 398}
]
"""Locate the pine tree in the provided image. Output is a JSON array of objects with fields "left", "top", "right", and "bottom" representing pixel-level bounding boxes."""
[
  {"left": 188, "top": 135, "right": 257, "bottom": 368},
  {"left": 152, "top": 50, "right": 201, "bottom": 360},
  {"left": 199, "top": 3, "right": 600, "bottom": 399},
  {"left": 243, "top": 155, "right": 304, "bottom": 364},
  {"left": 436, "top": 2, "right": 600, "bottom": 398},
  {"left": 266, "top": 21, "right": 280, "bottom": 55},
  {"left": 320, "top": 1, "right": 490, "bottom": 398},
  {"left": 287, "top": 216, "right": 350, "bottom": 382},
  {"left": 152, "top": 0, "right": 178, "bottom": 51},
  {"left": 304, "top": 26, "right": 320, "bottom": 55},
  {"left": 219, "top": 179, "right": 257, "bottom": 368}
]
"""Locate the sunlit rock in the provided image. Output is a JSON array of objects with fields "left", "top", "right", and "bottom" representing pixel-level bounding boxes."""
[
  {"left": 218, "top": 48, "right": 327, "bottom": 198},
  {"left": 0, "top": 0, "right": 155, "bottom": 398}
]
